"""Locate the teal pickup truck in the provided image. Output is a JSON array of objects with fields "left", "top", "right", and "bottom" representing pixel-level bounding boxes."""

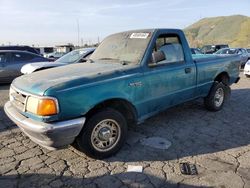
[{"left": 4, "top": 29, "right": 240, "bottom": 159}]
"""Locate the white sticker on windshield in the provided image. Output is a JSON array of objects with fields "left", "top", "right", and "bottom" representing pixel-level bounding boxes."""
[{"left": 130, "top": 33, "right": 149, "bottom": 39}]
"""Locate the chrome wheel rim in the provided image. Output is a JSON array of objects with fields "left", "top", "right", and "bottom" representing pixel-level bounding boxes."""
[
  {"left": 214, "top": 88, "right": 224, "bottom": 107},
  {"left": 91, "top": 119, "right": 121, "bottom": 152}
]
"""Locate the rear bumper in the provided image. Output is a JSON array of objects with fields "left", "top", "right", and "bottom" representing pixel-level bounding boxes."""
[{"left": 4, "top": 101, "right": 85, "bottom": 150}]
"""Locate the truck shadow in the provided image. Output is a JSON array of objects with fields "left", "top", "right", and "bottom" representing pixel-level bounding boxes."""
[
  {"left": 104, "top": 88, "right": 250, "bottom": 162},
  {"left": 0, "top": 172, "right": 211, "bottom": 188}
]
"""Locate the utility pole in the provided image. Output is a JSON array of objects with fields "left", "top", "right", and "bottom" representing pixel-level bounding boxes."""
[
  {"left": 81, "top": 38, "right": 83, "bottom": 47},
  {"left": 77, "top": 19, "right": 80, "bottom": 47}
]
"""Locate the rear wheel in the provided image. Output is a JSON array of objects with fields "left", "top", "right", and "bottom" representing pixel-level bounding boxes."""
[
  {"left": 204, "top": 82, "right": 229, "bottom": 111},
  {"left": 76, "top": 108, "right": 127, "bottom": 159}
]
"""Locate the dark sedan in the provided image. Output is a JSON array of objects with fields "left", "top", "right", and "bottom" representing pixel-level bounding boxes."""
[
  {"left": 0, "top": 45, "right": 40, "bottom": 55},
  {"left": 0, "top": 50, "right": 51, "bottom": 83}
]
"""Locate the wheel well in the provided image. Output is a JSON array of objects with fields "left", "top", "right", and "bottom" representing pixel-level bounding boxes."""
[
  {"left": 85, "top": 99, "right": 138, "bottom": 126},
  {"left": 214, "top": 72, "right": 230, "bottom": 85}
]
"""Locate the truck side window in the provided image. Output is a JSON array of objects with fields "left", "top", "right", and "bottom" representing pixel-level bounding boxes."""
[{"left": 152, "top": 34, "right": 184, "bottom": 65}]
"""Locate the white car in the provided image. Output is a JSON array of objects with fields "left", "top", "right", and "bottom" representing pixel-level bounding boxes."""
[
  {"left": 21, "top": 48, "right": 95, "bottom": 74},
  {"left": 44, "top": 51, "right": 66, "bottom": 59},
  {"left": 244, "top": 60, "right": 250, "bottom": 78}
]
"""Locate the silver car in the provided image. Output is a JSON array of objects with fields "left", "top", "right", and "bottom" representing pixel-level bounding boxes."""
[
  {"left": 215, "top": 48, "right": 248, "bottom": 67},
  {"left": 21, "top": 48, "right": 95, "bottom": 74}
]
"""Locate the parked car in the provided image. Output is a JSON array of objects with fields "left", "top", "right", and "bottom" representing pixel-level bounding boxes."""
[
  {"left": 247, "top": 48, "right": 250, "bottom": 60},
  {"left": 0, "top": 50, "right": 51, "bottom": 83},
  {"left": 35, "top": 47, "right": 54, "bottom": 56},
  {"left": 201, "top": 44, "right": 229, "bottom": 54},
  {"left": 4, "top": 29, "right": 240, "bottom": 159},
  {"left": 0, "top": 45, "right": 40, "bottom": 55},
  {"left": 244, "top": 60, "right": 250, "bottom": 78},
  {"left": 21, "top": 48, "right": 95, "bottom": 74},
  {"left": 215, "top": 48, "right": 248, "bottom": 67},
  {"left": 44, "top": 51, "right": 66, "bottom": 59},
  {"left": 191, "top": 48, "right": 203, "bottom": 55}
]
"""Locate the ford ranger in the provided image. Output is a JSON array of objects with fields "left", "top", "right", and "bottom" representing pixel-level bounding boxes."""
[{"left": 4, "top": 29, "right": 240, "bottom": 159}]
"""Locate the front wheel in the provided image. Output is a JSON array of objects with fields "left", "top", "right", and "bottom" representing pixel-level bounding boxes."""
[
  {"left": 204, "top": 82, "right": 229, "bottom": 111},
  {"left": 76, "top": 108, "right": 127, "bottom": 159},
  {"left": 246, "top": 74, "right": 250, "bottom": 78}
]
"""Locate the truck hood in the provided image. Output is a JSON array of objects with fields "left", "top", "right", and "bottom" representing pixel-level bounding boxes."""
[
  {"left": 12, "top": 62, "right": 127, "bottom": 96},
  {"left": 21, "top": 62, "right": 66, "bottom": 74}
]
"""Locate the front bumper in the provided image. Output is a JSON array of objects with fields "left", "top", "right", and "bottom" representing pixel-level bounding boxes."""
[{"left": 4, "top": 101, "right": 85, "bottom": 150}]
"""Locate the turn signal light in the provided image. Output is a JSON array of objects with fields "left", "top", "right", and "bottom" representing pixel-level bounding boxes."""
[{"left": 37, "top": 99, "right": 58, "bottom": 116}]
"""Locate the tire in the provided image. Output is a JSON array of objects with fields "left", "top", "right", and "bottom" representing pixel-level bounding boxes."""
[
  {"left": 76, "top": 108, "right": 127, "bottom": 159},
  {"left": 246, "top": 75, "right": 250, "bottom": 78},
  {"left": 204, "top": 82, "right": 229, "bottom": 111}
]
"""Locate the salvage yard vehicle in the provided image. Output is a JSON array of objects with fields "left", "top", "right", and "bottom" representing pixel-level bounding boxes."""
[
  {"left": 247, "top": 48, "right": 250, "bottom": 60},
  {"left": 21, "top": 48, "right": 95, "bottom": 74},
  {"left": 4, "top": 29, "right": 240, "bottom": 159},
  {"left": 190, "top": 48, "right": 203, "bottom": 55},
  {"left": 44, "top": 51, "right": 66, "bottom": 59},
  {"left": 215, "top": 48, "right": 249, "bottom": 68},
  {"left": 0, "top": 45, "right": 40, "bottom": 55},
  {"left": 244, "top": 60, "right": 250, "bottom": 78},
  {"left": 201, "top": 44, "right": 228, "bottom": 54},
  {"left": 0, "top": 50, "right": 51, "bottom": 83}
]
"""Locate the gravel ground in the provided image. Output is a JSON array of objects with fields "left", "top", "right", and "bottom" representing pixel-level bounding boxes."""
[{"left": 0, "top": 73, "right": 250, "bottom": 188}]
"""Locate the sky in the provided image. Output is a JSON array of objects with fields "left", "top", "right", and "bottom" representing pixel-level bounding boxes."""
[{"left": 0, "top": 0, "right": 250, "bottom": 46}]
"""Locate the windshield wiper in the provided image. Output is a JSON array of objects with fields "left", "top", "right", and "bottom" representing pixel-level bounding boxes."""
[
  {"left": 96, "top": 58, "right": 130, "bottom": 65},
  {"left": 98, "top": 57, "right": 119, "bottom": 61}
]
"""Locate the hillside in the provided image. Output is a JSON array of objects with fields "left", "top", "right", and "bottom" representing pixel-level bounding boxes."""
[{"left": 184, "top": 15, "right": 250, "bottom": 48}]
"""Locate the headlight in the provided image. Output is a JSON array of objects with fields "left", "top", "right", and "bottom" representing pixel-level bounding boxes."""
[{"left": 26, "top": 96, "right": 59, "bottom": 116}]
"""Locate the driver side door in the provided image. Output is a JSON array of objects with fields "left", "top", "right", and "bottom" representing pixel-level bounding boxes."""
[{"left": 138, "top": 33, "right": 196, "bottom": 117}]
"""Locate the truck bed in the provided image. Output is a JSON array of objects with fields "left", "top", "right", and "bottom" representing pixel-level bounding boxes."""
[{"left": 192, "top": 54, "right": 240, "bottom": 97}]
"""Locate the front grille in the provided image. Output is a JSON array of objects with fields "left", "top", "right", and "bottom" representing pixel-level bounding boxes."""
[{"left": 10, "top": 88, "right": 27, "bottom": 111}]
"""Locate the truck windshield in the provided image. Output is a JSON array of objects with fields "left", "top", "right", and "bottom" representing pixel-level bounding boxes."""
[{"left": 90, "top": 31, "right": 152, "bottom": 65}]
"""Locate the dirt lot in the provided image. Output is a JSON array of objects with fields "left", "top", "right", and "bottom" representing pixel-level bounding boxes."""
[{"left": 0, "top": 73, "right": 250, "bottom": 188}]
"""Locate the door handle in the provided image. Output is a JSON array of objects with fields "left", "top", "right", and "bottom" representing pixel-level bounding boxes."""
[{"left": 185, "top": 67, "right": 192, "bottom": 74}]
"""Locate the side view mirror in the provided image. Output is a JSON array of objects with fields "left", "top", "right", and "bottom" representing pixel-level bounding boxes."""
[{"left": 151, "top": 50, "right": 166, "bottom": 64}]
